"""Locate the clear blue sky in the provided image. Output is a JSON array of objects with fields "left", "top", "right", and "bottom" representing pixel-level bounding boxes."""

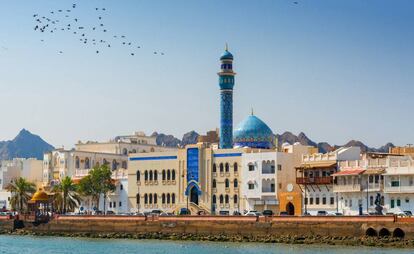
[{"left": 0, "top": 0, "right": 413, "bottom": 148}]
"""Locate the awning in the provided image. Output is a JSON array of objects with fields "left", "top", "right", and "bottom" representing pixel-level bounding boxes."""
[
  {"left": 332, "top": 169, "right": 365, "bottom": 176},
  {"left": 296, "top": 161, "right": 337, "bottom": 169}
]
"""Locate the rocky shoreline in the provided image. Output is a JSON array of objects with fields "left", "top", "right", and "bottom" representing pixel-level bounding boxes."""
[{"left": 0, "top": 229, "right": 413, "bottom": 248}]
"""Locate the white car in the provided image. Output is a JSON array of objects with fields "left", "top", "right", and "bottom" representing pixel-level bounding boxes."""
[{"left": 244, "top": 210, "right": 262, "bottom": 216}]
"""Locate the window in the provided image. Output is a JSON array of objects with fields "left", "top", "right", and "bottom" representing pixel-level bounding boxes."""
[
  {"left": 316, "top": 196, "right": 320, "bottom": 205},
  {"left": 322, "top": 196, "right": 326, "bottom": 205},
  {"left": 225, "top": 178, "right": 229, "bottom": 188},
  {"left": 149, "top": 171, "right": 153, "bottom": 181},
  {"left": 391, "top": 199, "right": 395, "bottom": 208},
  {"left": 213, "top": 164, "right": 217, "bottom": 173},
  {"left": 144, "top": 194, "right": 148, "bottom": 204},
  {"left": 391, "top": 177, "right": 400, "bottom": 187},
  {"left": 121, "top": 161, "right": 127, "bottom": 169},
  {"left": 345, "top": 199, "right": 348, "bottom": 207},
  {"left": 172, "top": 170, "right": 176, "bottom": 181},
  {"left": 219, "top": 195, "right": 224, "bottom": 204},
  {"left": 234, "top": 195, "right": 238, "bottom": 204},
  {"left": 234, "top": 163, "right": 238, "bottom": 172},
  {"left": 248, "top": 164, "right": 254, "bottom": 171},
  {"left": 154, "top": 194, "right": 157, "bottom": 204},
  {"left": 162, "top": 194, "right": 166, "bottom": 204},
  {"left": 136, "top": 193, "right": 140, "bottom": 204},
  {"left": 304, "top": 197, "right": 308, "bottom": 205},
  {"left": 212, "top": 195, "right": 217, "bottom": 204},
  {"left": 234, "top": 179, "right": 238, "bottom": 188},
  {"left": 225, "top": 195, "right": 229, "bottom": 204},
  {"left": 248, "top": 183, "right": 254, "bottom": 190},
  {"left": 154, "top": 170, "right": 158, "bottom": 181},
  {"left": 277, "top": 164, "right": 282, "bottom": 171},
  {"left": 212, "top": 179, "right": 217, "bottom": 188},
  {"left": 349, "top": 199, "right": 353, "bottom": 208},
  {"left": 409, "top": 177, "right": 414, "bottom": 186},
  {"left": 220, "top": 163, "right": 224, "bottom": 172},
  {"left": 109, "top": 202, "right": 112, "bottom": 208},
  {"left": 85, "top": 158, "right": 90, "bottom": 169},
  {"left": 406, "top": 197, "right": 410, "bottom": 203},
  {"left": 172, "top": 193, "right": 175, "bottom": 204},
  {"left": 375, "top": 175, "right": 379, "bottom": 184},
  {"left": 167, "top": 193, "right": 170, "bottom": 204},
  {"left": 330, "top": 197, "right": 335, "bottom": 205},
  {"left": 162, "top": 170, "right": 166, "bottom": 180},
  {"left": 120, "top": 184, "right": 123, "bottom": 190},
  {"left": 149, "top": 194, "right": 152, "bottom": 204},
  {"left": 225, "top": 163, "right": 229, "bottom": 172},
  {"left": 397, "top": 199, "right": 401, "bottom": 207},
  {"left": 167, "top": 170, "right": 171, "bottom": 180},
  {"left": 112, "top": 160, "right": 117, "bottom": 170},
  {"left": 310, "top": 197, "right": 314, "bottom": 205},
  {"left": 75, "top": 157, "right": 80, "bottom": 169},
  {"left": 136, "top": 170, "right": 140, "bottom": 181},
  {"left": 144, "top": 171, "right": 148, "bottom": 181},
  {"left": 119, "top": 201, "right": 122, "bottom": 207},
  {"left": 113, "top": 202, "right": 116, "bottom": 208},
  {"left": 278, "top": 183, "right": 282, "bottom": 189}
]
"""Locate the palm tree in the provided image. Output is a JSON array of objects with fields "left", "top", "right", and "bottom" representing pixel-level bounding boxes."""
[
  {"left": 52, "top": 176, "right": 81, "bottom": 214},
  {"left": 7, "top": 177, "right": 36, "bottom": 213}
]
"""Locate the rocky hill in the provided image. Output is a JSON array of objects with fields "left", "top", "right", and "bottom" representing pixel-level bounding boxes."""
[
  {"left": 152, "top": 131, "right": 200, "bottom": 147},
  {"left": 0, "top": 129, "right": 55, "bottom": 160}
]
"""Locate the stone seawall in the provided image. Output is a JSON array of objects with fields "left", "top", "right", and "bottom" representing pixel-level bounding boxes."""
[{"left": 19, "top": 215, "right": 413, "bottom": 240}]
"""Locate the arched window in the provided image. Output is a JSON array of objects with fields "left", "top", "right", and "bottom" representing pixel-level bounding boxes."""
[
  {"left": 172, "top": 170, "right": 176, "bottom": 181},
  {"left": 136, "top": 170, "right": 140, "bottom": 181},
  {"left": 149, "top": 193, "right": 153, "bottom": 204},
  {"left": 144, "top": 170, "right": 148, "bottom": 181},
  {"left": 144, "top": 194, "right": 148, "bottom": 204},
  {"left": 153, "top": 194, "right": 157, "bottom": 204},
  {"left": 75, "top": 157, "right": 80, "bottom": 169},
  {"left": 234, "top": 195, "right": 238, "bottom": 204},
  {"left": 219, "top": 195, "right": 224, "bottom": 204},
  {"left": 121, "top": 161, "right": 127, "bottom": 169},
  {"left": 234, "top": 179, "right": 238, "bottom": 188},
  {"left": 225, "top": 178, "right": 230, "bottom": 188},
  {"left": 136, "top": 193, "right": 140, "bottom": 204},
  {"left": 122, "top": 148, "right": 128, "bottom": 155},
  {"left": 162, "top": 193, "right": 166, "bottom": 204},
  {"left": 225, "top": 195, "right": 229, "bottom": 204},
  {"left": 154, "top": 170, "right": 158, "bottom": 181},
  {"left": 167, "top": 193, "right": 171, "bottom": 204},
  {"left": 220, "top": 163, "right": 224, "bottom": 172},
  {"left": 84, "top": 158, "right": 90, "bottom": 169},
  {"left": 162, "top": 170, "right": 166, "bottom": 180},
  {"left": 112, "top": 160, "right": 117, "bottom": 170},
  {"left": 234, "top": 162, "right": 238, "bottom": 172},
  {"left": 103, "top": 159, "right": 108, "bottom": 165},
  {"left": 225, "top": 163, "right": 229, "bottom": 172},
  {"left": 149, "top": 170, "right": 153, "bottom": 181},
  {"left": 172, "top": 193, "right": 175, "bottom": 204},
  {"left": 212, "top": 195, "right": 217, "bottom": 204},
  {"left": 167, "top": 170, "right": 171, "bottom": 180},
  {"left": 212, "top": 179, "right": 217, "bottom": 188},
  {"left": 132, "top": 149, "right": 137, "bottom": 153},
  {"left": 213, "top": 163, "right": 217, "bottom": 173}
]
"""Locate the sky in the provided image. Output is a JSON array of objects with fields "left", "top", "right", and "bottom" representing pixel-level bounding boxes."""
[{"left": 0, "top": 0, "right": 413, "bottom": 149}]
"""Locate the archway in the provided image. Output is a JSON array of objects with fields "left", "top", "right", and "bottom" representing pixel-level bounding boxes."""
[
  {"left": 366, "top": 228, "right": 377, "bottom": 237},
  {"left": 393, "top": 228, "right": 405, "bottom": 238},
  {"left": 379, "top": 228, "right": 390, "bottom": 237},
  {"left": 286, "top": 202, "right": 295, "bottom": 215},
  {"left": 190, "top": 186, "right": 199, "bottom": 205}
]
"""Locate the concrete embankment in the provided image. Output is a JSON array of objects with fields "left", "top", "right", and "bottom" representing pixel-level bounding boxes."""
[{"left": 3, "top": 215, "right": 414, "bottom": 248}]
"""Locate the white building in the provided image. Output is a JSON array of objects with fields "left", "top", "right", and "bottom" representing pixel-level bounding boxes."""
[{"left": 296, "top": 147, "right": 361, "bottom": 215}]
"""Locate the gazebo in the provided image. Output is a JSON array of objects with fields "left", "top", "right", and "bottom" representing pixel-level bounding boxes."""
[{"left": 28, "top": 188, "right": 53, "bottom": 222}]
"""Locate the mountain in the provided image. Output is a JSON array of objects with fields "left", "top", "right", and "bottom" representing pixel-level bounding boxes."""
[
  {"left": 0, "top": 129, "right": 55, "bottom": 160},
  {"left": 152, "top": 131, "right": 199, "bottom": 147}
]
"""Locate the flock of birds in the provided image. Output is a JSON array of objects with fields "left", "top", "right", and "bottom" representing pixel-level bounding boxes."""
[{"left": 32, "top": 3, "right": 165, "bottom": 56}]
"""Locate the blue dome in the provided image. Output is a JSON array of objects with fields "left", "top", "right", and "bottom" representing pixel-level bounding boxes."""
[
  {"left": 233, "top": 114, "right": 274, "bottom": 149},
  {"left": 220, "top": 50, "right": 233, "bottom": 60}
]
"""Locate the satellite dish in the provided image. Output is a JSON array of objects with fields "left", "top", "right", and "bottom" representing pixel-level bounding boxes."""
[{"left": 287, "top": 183, "right": 294, "bottom": 192}]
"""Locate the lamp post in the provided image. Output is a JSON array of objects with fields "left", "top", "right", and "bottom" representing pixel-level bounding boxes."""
[{"left": 366, "top": 176, "right": 369, "bottom": 214}]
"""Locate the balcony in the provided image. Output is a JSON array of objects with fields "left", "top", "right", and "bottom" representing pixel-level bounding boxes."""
[
  {"left": 333, "top": 184, "right": 361, "bottom": 193},
  {"left": 384, "top": 185, "right": 414, "bottom": 193},
  {"left": 296, "top": 176, "right": 333, "bottom": 185}
]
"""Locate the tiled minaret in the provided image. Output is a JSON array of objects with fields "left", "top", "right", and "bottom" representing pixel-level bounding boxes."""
[{"left": 218, "top": 44, "right": 236, "bottom": 149}]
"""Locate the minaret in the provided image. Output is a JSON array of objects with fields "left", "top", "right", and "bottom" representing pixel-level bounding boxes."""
[{"left": 218, "top": 44, "right": 236, "bottom": 149}]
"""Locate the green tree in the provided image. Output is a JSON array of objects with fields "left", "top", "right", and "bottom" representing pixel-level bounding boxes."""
[
  {"left": 78, "top": 164, "right": 115, "bottom": 214},
  {"left": 52, "top": 176, "right": 82, "bottom": 214},
  {"left": 7, "top": 177, "right": 36, "bottom": 213}
]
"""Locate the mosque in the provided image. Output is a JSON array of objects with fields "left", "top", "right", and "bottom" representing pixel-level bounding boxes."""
[{"left": 127, "top": 47, "right": 313, "bottom": 215}]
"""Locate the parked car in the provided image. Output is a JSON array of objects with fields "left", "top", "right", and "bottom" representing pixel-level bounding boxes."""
[
  {"left": 132, "top": 212, "right": 146, "bottom": 216},
  {"left": 316, "top": 211, "right": 327, "bottom": 216},
  {"left": 262, "top": 210, "right": 274, "bottom": 216},
  {"left": 395, "top": 211, "right": 408, "bottom": 217},
  {"left": 404, "top": 211, "right": 413, "bottom": 217},
  {"left": 279, "top": 211, "right": 289, "bottom": 216},
  {"left": 106, "top": 210, "right": 115, "bottom": 215},
  {"left": 245, "top": 211, "right": 262, "bottom": 216},
  {"left": 303, "top": 212, "right": 311, "bottom": 216},
  {"left": 219, "top": 211, "right": 230, "bottom": 216},
  {"left": 179, "top": 208, "right": 191, "bottom": 215},
  {"left": 233, "top": 211, "right": 242, "bottom": 216},
  {"left": 160, "top": 212, "right": 174, "bottom": 217},
  {"left": 151, "top": 210, "right": 163, "bottom": 215}
]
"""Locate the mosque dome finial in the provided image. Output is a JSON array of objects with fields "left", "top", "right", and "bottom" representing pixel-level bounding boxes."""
[{"left": 220, "top": 43, "right": 233, "bottom": 60}]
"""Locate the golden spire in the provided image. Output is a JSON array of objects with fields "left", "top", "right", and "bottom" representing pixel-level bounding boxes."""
[
  {"left": 251, "top": 107, "right": 254, "bottom": 116},
  {"left": 225, "top": 43, "right": 229, "bottom": 51}
]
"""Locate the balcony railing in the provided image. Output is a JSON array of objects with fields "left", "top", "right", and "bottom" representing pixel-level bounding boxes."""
[
  {"left": 333, "top": 184, "right": 361, "bottom": 192},
  {"left": 296, "top": 176, "right": 333, "bottom": 185},
  {"left": 384, "top": 185, "right": 414, "bottom": 193}
]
